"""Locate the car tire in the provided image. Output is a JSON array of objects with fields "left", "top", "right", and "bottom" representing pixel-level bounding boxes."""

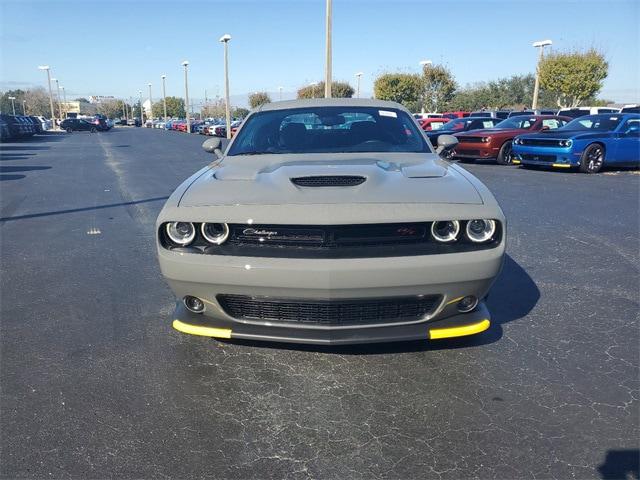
[
  {"left": 90, "top": 127, "right": 97, "bottom": 133},
  {"left": 66, "top": 127, "right": 72, "bottom": 133},
  {"left": 496, "top": 141, "right": 514, "bottom": 165},
  {"left": 579, "top": 143, "right": 605, "bottom": 174}
]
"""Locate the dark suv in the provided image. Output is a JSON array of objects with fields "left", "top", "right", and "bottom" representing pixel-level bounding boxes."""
[{"left": 61, "top": 118, "right": 99, "bottom": 133}]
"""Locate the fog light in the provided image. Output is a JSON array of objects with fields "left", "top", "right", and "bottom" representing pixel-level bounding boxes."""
[
  {"left": 457, "top": 295, "right": 478, "bottom": 313},
  {"left": 184, "top": 295, "right": 205, "bottom": 313}
]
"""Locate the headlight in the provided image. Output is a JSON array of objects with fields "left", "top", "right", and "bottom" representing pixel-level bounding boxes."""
[
  {"left": 431, "top": 220, "right": 460, "bottom": 243},
  {"left": 481, "top": 136, "right": 491, "bottom": 143},
  {"left": 514, "top": 138, "right": 521, "bottom": 145},
  {"left": 465, "top": 219, "right": 496, "bottom": 243},
  {"left": 166, "top": 222, "right": 196, "bottom": 245},
  {"left": 561, "top": 139, "right": 572, "bottom": 147},
  {"left": 201, "top": 222, "right": 229, "bottom": 245}
]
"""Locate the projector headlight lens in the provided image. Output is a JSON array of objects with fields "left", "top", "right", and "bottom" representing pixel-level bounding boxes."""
[
  {"left": 466, "top": 219, "right": 496, "bottom": 243},
  {"left": 166, "top": 222, "right": 196, "bottom": 245},
  {"left": 431, "top": 220, "right": 460, "bottom": 243},
  {"left": 201, "top": 222, "right": 229, "bottom": 245}
]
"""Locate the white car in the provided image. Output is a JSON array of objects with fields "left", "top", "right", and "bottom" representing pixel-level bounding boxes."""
[
  {"left": 35, "top": 116, "right": 51, "bottom": 131},
  {"left": 558, "top": 106, "right": 620, "bottom": 118}
]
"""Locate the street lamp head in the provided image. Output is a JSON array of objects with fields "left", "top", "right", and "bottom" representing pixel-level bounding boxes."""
[
  {"left": 310, "top": 82, "right": 318, "bottom": 86},
  {"left": 532, "top": 39, "right": 552, "bottom": 48},
  {"left": 419, "top": 60, "right": 433, "bottom": 66},
  {"left": 51, "top": 78, "right": 57, "bottom": 82},
  {"left": 182, "top": 60, "right": 189, "bottom": 67},
  {"left": 148, "top": 83, "right": 152, "bottom": 87},
  {"left": 161, "top": 74, "right": 166, "bottom": 79},
  {"left": 355, "top": 72, "right": 364, "bottom": 77},
  {"left": 38, "top": 65, "right": 50, "bottom": 70},
  {"left": 219, "top": 34, "right": 231, "bottom": 43},
  {"left": 8, "top": 96, "right": 15, "bottom": 100}
]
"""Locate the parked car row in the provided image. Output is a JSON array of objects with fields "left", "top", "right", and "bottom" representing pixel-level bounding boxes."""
[
  {"left": 0, "top": 114, "right": 51, "bottom": 141},
  {"left": 442, "top": 113, "right": 640, "bottom": 173},
  {"left": 416, "top": 105, "right": 637, "bottom": 122},
  {"left": 152, "top": 118, "right": 243, "bottom": 137}
]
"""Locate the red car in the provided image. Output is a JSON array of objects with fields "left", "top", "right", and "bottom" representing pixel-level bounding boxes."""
[
  {"left": 453, "top": 115, "right": 570, "bottom": 165},
  {"left": 442, "top": 111, "right": 471, "bottom": 119},
  {"left": 418, "top": 117, "right": 450, "bottom": 131}
]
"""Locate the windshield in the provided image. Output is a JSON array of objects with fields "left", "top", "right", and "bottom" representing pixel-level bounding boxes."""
[
  {"left": 441, "top": 119, "right": 467, "bottom": 131},
  {"left": 227, "top": 106, "right": 430, "bottom": 155},
  {"left": 561, "top": 115, "right": 623, "bottom": 131},
  {"left": 494, "top": 117, "right": 537, "bottom": 129}
]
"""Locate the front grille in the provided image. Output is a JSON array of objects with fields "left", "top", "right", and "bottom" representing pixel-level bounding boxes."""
[
  {"left": 291, "top": 175, "right": 366, "bottom": 187},
  {"left": 456, "top": 136, "right": 484, "bottom": 144},
  {"left": 160, "top": 221, "right": 503, "bottom": 258},
  {"left": 521, "top": 139, "right": 562, "bottom": 147},
  {"left": 217, "top": 294, "right": 442, "bottom": 326},
  {"left": 455, "top": 149, "right": 482, "bottom": 157},
  {"left": 520, "top": 154, "right": 556, "bottom": 163}
]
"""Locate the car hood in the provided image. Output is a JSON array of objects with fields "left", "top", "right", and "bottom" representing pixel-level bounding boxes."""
[
  {"left": 517, "top": 130, "right": 604, "bottom": 140},
  {"left": 179, "top": 153, "right": 484, "bottom": 207}
]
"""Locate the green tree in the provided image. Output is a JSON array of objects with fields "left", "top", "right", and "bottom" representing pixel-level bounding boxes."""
[
  {"left": 539, "top": 48, "right": 608, "bottom": 107},
  {"left": 248, "top": 91, "right": 271, "bottom": 109},
  {"left": 24, "top": 88, "right": 52, "bottom": 117},
  {"left": 98, "top": 99, "right": 125, "bottom": 119},
  {"left": 421, "top": 64, "right": 457, "bottom": 112},
  {"left": 373, "top": 73, "right": 423, "bottom": 111},
  {"left": 297, "top": 81, "right": 354, "bottom": 99},
  {"left": 232, "top": 107, "right": 250, "bottom": 118},
  {"left": 1, "top": 89, "right": 26, "bottom": 115},
  {"left": 152, "top": 96, "right": 185, "bottom": 118}
]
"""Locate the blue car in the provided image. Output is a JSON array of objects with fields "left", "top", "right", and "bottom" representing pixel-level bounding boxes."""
[{"left": 512, "top": 113, "right": 640, "bottom": 173}]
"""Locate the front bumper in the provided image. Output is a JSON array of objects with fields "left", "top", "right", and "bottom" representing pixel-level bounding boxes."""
[
  {"left": 513, "top": 145, "right": 581, "bottom": 168},
  {"left": 454, "top": 144, "right": 499, "bottom": 159},
  {"left": 159, "top": 246, "right": 504, "bottom": 344},
  {"left": 171, "top": 301, "right": 491, "bottom": 345}
]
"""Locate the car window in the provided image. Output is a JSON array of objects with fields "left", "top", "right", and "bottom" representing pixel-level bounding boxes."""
[
  {"left": 482, "top": 120, "right": 496, "bottom": 128},
  {"left": 561, "top": 115, "right": 623, "bottom": 131},
  {"left": 622, "top": 118, "right": 640, "bottom": 136},
  {"left": 228, "top": 106, "right": 430, "bottom": 155},
  {"left": 495, "top": 117, "right": 536, "bottom": 129},
  {"left": 542, "top": 119, "right": 563, "bottom": 129}
]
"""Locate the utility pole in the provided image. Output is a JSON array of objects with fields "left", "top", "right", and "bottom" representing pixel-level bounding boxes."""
[
  {"left": 8, "top": 96, "right": 16, "bottom": 115},
  {"left": 182, "top": 61, "right": 190, "bottom": 133},
  {"left": 355, "top": 72, "right": 363, "bottom": 98},
  {"left": 38, "top": 66, "right": 57, "bottom": 129},
  {"left": 220, "top": 34, "right": 232, "bottom": 139},
  {"left": 532, "top": 40, "right": 552, "bottom": 109},
  {"left": 161, "top": 74, "right": 167, "bottom": 121},
  {"left": 139, "top": 90, "right": 143, "bottom": 124},
  {"left": 148, "top": 83, "right": 153, "bottom": 121},
  {"left": 324, "top": 0, "right": 332, "bottom": 98}
]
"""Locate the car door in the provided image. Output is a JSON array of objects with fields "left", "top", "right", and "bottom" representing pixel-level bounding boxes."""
[{"left": 614, "top": 118, "right": 640, "bottom": 164}]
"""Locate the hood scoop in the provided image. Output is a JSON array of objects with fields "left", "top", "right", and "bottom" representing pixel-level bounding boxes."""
[{"left": 291, "top": 175, "right": 366, "bottom": 187}]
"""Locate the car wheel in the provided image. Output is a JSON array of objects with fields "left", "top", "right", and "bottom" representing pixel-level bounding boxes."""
[
  {"left": 579, "top": 144, "right": 604, "bottom": 173},
  {"left": 496, "top": 141, "right": 514, "bottom": 165},
  {"left": 90, "top": 127, "right": 97, "bottom": 133},
  {"left": 66, "top": 127, "right": 72, "bottom": 133}
]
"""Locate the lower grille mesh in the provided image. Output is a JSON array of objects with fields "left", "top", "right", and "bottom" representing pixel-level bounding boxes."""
[
  {"left": 217, "top": 294, "right": 442, "bottom": 326},
  {"left": 291, "top": 175, "right": 366, "bottom": 187}
]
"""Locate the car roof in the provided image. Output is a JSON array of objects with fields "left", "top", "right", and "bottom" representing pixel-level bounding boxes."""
[{"left": 257, "top": 97, "right": 407, "bottom": 112}]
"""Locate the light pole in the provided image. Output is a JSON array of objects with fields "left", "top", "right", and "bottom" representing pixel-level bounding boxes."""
[
  {"left": 38, "top": 66, "right": 56, "bottom": 128},
  {"left": 418, "top": 60, "right": 432, "bottom": 113},
  {"left": 310, "top": 82, "right": 318, "bottom": 99},
  {"left": 8, "top": 96, "right": 16, "bottom": 115},
  {"left": 161, "top": 74, "right": 167, "bottom": 121},
  {"left": 52, "top": 78, "right": 62, "bottom": 121},
  {"left": 532, "top": 39, "right": 552, "bottom": 109},
  {"left": 182, "top": 60, "right": 190, "bottom": 133},
  {"left": 139, "top": 90, "right": 143, "bottom": 124},
  {"left": 355, "top": 72, "right": 363, "bottom": 98},
  {"left": 60, "top": 86, "right": 66, "bottom": 118},
  {"left": 278, "top": 86, "right": 283, "bottom": 101},
  {"left": 324, "top": 0, "right": 332, "bottom": 98},
  {"left": 22, "top": 99, "right": 27, "bottom": 115},
  {"left": 219, "top": 34, "right": 232, "bottom": 139},
  {"left": 148, "top": 83, "right": 153, "bottom": 120}
]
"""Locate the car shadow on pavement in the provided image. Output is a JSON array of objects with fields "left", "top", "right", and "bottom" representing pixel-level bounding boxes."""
[
  {"left": 0, "top": 166, "right": 52, "bottom": 173},
  {"left": 224, "top": 254, "right": 540, "bottom": 354},
  {"left": 0, "top": 174, "right": 26, "bottom": 181},
  {"left": 598, "top": 449, "right": 639, "bottom": 479}
]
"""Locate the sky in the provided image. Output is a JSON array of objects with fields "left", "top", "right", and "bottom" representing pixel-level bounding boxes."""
[{"left": 1, "top": 0, "right": 638, "bottom": 107}]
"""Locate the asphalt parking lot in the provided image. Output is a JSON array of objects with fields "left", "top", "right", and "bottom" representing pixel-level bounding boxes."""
[{"left": 1, "top": 128, "right": 638, "bottom": 479}]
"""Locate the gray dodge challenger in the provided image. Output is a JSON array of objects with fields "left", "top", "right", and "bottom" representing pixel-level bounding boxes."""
[{"left": 156, "top": 98, "right": 505, "bottom": 345}]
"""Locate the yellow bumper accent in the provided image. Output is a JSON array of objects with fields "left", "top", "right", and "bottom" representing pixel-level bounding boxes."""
[
  {"left": 512, "top": 159, "right": 521, "bottom": 164},
  {"left": 552, "top": 163, "right": 571, "bottom": 168},
  {"left": 172, "top": 320, "right": 232, "bottom": 338},
  {"left": 429, "top": 319, "right": 490, "bottom": 340}
]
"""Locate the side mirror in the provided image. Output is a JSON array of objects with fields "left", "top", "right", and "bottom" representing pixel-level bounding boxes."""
[
  {"left": 202, "top": 137, "right": 227, "bottom": 159},
  {"left": 436, "top": 134, "right": 458, "bottom": 155}
]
